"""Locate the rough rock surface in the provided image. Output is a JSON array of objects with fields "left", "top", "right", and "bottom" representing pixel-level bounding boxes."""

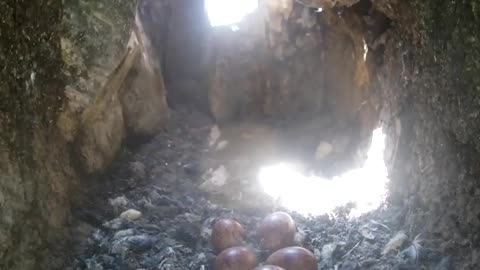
[
  {"left": 119, "top": 8, "right": 171, "bottom": 139},
  {"left": 60, "top": 0, "right": 136, "bottom": 174},
  {"left": 119, "top": 52, "right": 170, "bottom": 138},
  {"left": 64, "top": 0, "right": 171, "bottom": 174},
  {"left": 376, "top": 1, "right": 480, "bottom": 268},
  {"left": 62, "top": 0, "right": 136, "bottom": 99},
  {"left": 0, "top": 1, "right": 76, "bottom": 269},
  {"left": 75, "top": 46, "right": 139, "bottom": 174}
]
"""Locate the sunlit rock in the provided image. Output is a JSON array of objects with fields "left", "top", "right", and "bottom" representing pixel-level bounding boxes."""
[
  {"left": 75, "top": 47, "right": 139, "bottom": 174},
  {"left": 119, "top": 33, "right": 169, "bottom": 137}
]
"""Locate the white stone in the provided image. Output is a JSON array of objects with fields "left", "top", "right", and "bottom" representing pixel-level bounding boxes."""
[
  {"left": 200, "top": 165, "right": 229, "bottom": 192},
  {"left": 208, "top": 125, "right": 221, "bottom": 147},
  {"left": 315, "top": 141, "right": 333, "bottom": 160},
  {"left": 109, "top": 195, "right": 128, "bottom": 207},
  {"left": 120, "top": 209, "right": 142, "bottom": 221},
  {"left": 215, "top": 140, "right": 229, "bottom": 151},
  {"left": 382, "top": 231, "right": 408, "bottom": 255}
]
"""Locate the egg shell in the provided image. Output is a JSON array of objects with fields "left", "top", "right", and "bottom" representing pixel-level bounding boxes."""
[
  {"left": 252, "top": 265, "right": 286, "bottom": 270},
  {"left": 212, "top": 218, "right": 246, "bottom": 253},
  {"left": 258, "top": 212, "right": 296, "bottom": 251},
  {"left": 214, "top": 246, "right": 258, "bottom": 270},
  {"left": 266, "top": 246, "right": 317, "bottom": 270}
]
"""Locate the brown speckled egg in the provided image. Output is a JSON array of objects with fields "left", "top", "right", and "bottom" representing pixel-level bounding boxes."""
[
  {"left": 214, "top": 246, "right": 258, "bottom": 270},
  {"left": 258, "top": 212, "right": 296, "bottom": 251},
  {"left": 252, "top": 265, "right": 286, "bottom": 270},
  {"left": 266, "top": 246, "right": 317, "bottom": 270},
  {"left": 212, "top": 218, "right": 246, "bottom": 253}
]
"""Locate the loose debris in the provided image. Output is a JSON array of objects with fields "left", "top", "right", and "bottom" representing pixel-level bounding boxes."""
[{"left": 67, "top": 108, "right": 451, "bottom": 270}]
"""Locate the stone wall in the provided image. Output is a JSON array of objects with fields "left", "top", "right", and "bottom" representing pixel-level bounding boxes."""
[
  {"left": 376, "top": 0, "right": 480, "bottom": 267},
  {"left": 59, "top": 0, "right": 170, "bottom": 174},
  {"left": 0, "top": 1, "right": 74, "bottom": 269},
  {"left": 62, "top": 0, "right": 136, "bottom": 99},
  {"left": 0, "top": 0, "right": 168, "bottom": 267}
]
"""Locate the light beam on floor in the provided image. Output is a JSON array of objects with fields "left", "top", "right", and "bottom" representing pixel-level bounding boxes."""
[{"left": 258, "top": 127, "right": 389, "bottom": 217}]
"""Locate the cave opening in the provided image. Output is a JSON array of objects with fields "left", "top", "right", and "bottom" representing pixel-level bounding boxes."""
[
  {"left": 2, "top": 0, "right": 480, "bottom": 269},
  {"left": 205, "top": 0, "right": 258, "bottom": 28},
  {"left": 258, "top": 127, "right": 389, "bottom": 217}
]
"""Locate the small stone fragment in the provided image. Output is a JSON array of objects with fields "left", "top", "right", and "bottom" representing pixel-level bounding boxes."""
[
  {"left": 359, "top": 226, "right": 375, "bottom": 240},
  {"left": 103, "top": 218, "right": 127, "bottom": 230},
  {"left": 111, "top": 235, "right": 153, "bottom": 254},
  {"left": 315, "top": 141, "right": 333, "bottom": 160},
  {"left": 113, "top": 229, "right": 136, "bottom": 240},
  {"left": 199, "top": 166, "right": 229, "bottom": 192},
  {"left": 120, "top": 209, "right": 142, "bottom": 221},
  {"left": 109, "top": 196, "right": 128, "bottom": 207},
  {"left": 209, "top": 125, "right": 221, "bottom": 147},
  {"left": 382, "top": 231, "right": 408, "bottom": 255},
  {"left": 215, "top": 140, "right": 229, "bottom": 151}
]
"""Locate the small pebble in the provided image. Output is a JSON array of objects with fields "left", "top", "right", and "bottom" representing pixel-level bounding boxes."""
[
  {"left": 109, "top": 196, "right": 128, "bottom": 207},
  {"left": 120, "top": 209, "right": 142, "bottom": 221},
  {"left": 215, "top": 140, "right": 229, "bottom": 151}
]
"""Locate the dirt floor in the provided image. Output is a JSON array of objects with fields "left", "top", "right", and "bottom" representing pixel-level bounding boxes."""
[{"left": 66, "top": 107, "right": 453, "bottom": 270}]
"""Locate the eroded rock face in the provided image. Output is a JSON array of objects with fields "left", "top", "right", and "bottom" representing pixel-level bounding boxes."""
[
  {"left": 120, "top": 53, "right": 170, "bottom": 138},
  {"left": 1, "top": 1, "right": 167, "bottom": 266},
  {"left": 62, "top": 0, "right": 136, "bottom": 99},
  {"left": 59, "top": 0, "right": 136, "bottom": 174},
  {"left": 74, "top": 45, "right": 139, "bottom": 175},
  {"left": 120, "top": 5, "right": 170, "bottom": 139},
  {"left": 377, "top": 1, "right": 480, "bottom": 267},
  {"left": 62, "top": 0, "right": 171, "bottom": 174},
  {"left": 0, "top": 1, "right": 75, "bottom": 269}
]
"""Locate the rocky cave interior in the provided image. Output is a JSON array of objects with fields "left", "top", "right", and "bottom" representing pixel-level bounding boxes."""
[{"left": 1, "top": 0, "right": 480, "bottom": 269}]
